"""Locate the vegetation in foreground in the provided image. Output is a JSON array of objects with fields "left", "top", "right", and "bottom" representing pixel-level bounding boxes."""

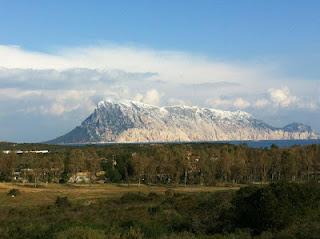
[{"left": 0, "top": 182, "right": 319, "bottom": 239}]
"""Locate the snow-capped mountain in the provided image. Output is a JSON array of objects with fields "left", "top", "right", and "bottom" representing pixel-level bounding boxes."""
[{"left": 48, "top": 100, "right": 319, "bottom": 144}]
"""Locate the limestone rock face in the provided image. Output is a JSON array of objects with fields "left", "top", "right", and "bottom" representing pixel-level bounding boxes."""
[{"left": 49, "top": 100, "right": 319, "bottom": 144}]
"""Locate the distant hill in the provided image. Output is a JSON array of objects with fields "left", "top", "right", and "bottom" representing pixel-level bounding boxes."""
[{"left": 48, "top": 100, "right": 319, "bottom": 144}]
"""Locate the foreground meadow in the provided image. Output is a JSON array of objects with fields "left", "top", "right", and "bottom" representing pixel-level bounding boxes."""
[{"left": 0, "top": 182, "right": 319, "bottom": 239}]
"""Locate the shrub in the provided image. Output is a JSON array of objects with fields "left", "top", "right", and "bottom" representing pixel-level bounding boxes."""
[
  {"left": 165, "top": 189, "right": 175, "bottom": 197},
  {"left": 294, "top": 221, "right": 320, "bottom": 239},
  {"left": 275, "top": 221, "right": 320, "bottom": 239},
  {"left": 120, "top": 192, "right": 149, "bottom": 203},
  {"left": 148, "top": 206, "right": 160, "bottom": 216},
  {"left": 123, "top": 227, "right": 144, "bottom": 239},
  {"left": 59, "top": 171, "right": 70, "bottom": 184},
  {"left": 159, "top": 232, "right": 197, "bottom": 239},
  {"left": 55, "top": 226, "right": 105, "bottom": 239},
  {"left": 233, "top": 182, "right": 320, "bottom": 234},
  {"left": 169, "top": 213, "right": 192, "bottom": 232},
  {"left": 7, "top": 188, "right": 20, "bottom": 197},
  {"left": 55, "top": 196, "right": 71, "bottom": 208},
  {"left": 147, "top": 192, "right": 160, "bottom": 200}
]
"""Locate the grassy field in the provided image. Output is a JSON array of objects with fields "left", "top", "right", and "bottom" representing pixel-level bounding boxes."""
[
  {"left": 0, "top": 183, "right": 240, "bottom": 208},
  {"left": 0, "top": 182, "right": 318, "bottom": 239}
]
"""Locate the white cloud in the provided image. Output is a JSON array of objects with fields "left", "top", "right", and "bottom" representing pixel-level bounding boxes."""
[
  {"left": 133, "top": 93, "right": 144, "bottom": 102},
  {"left": 0, "top": 88, "right": 97, "bottom": 116},
  {"left": 208, "top": 97, "right": 250, "bottom": 110},
  {"left": 47, "top": 103, "right": 66, "bottom": 116},
  {"left": 233, "top": 98, "right": 251, "bottom": 109},
  {"left": 2, "top": 44, "right": 317, "bottom": 113},
  {"left": 0, "top": 44, "right": 264, "bottom": 86},
  {"left": 44, "top": 90, "right": 96, "bottom": 115},
  {"left": 0, "top": 88, "right": 43, "bottom": 99},
  {"left": 0, "top": 68, "right": 154, "bottom": 90},
  {"left": 0, "top": 45, "right": 68, "bottom": 69},
  {"left": 167, "top": 98, "right": 190, "bottom": 106},
  {"left": 265, "top": 86, "right": 318, "bottom": 110},
  {"left": 268, "top": 87, "right": 297, "bottom": 107},
  {"left": 207, "top": 87, "right": 319, "bottom": 112},
  {"left": 134, "top": 89, "right": 161, "bottom": 106},
  {"left": 254, "top": 98, "right": 270, "bottom": 108},
  {"left": 0, "top": 44, "right": 319, "bottom": 141},
  {"left": 144, "top": 89, "right": 161, "bottom": 105}
]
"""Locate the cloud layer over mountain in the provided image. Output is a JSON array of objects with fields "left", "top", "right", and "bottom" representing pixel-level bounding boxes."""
[{"left": 0, "top": 44, "right": 319, "bottom": 142}]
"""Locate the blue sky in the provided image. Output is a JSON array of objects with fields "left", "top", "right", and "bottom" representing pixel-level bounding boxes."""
[
  {"left": 0, "top": 1, "right": 319, "bottom": 142},
  {"left": 1, "top": 1, "right": 319, "bottom": 59}
]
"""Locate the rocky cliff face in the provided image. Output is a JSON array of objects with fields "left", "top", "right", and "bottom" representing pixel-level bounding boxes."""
[{"left": 48, "top": 100, "right": 319, "bottom": 144}]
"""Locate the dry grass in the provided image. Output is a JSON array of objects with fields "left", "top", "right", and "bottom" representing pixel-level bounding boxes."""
[{"left": 0, "top": 183, "right": 239, "bottom": 208}]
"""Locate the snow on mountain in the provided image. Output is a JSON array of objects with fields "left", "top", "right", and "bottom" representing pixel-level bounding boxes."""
[{"left": 48, "top": 99, "right": 319, "bottom": 144}]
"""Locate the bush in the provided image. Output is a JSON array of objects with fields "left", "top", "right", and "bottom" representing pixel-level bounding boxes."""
[
  {"left": 159, "top": 232, "right": 197, "bottom": 239},
  {"left": 123, "top": 227, "right": 144, "bottom": 239},
  {"left": 55, "top": 196, "right": 71, "bottom": 208},
  {"left": 165, "top": 189, "right": 175, "bottom": 197},
  {"left": 169, "top": 213, "right": 192, "bottom": 232},
  {"left": 7, "top": 188, "right": 20, "bottom": 197},
  {"left": 55, "top": 226, "right": 105, "bottom": 239},
  {"left": 148, "top": 206, "right": 160, "bottom": 216},
  {"left": 148, "top": 192, "right": 160, "bottom": 200},
  {"left": 120, "top": 192, "right": 149, "bottom": 203},
  {"left": 233, "top": 182, "right": 320, "bottom": 234},
  {"left": 59, "top": 171, "right": 70, "bottom": 184},
  {"left": 294, "top": 221, "right": 320, "bottom": 239},
  {"left": 275, "top": 221, "right": 320, "bottom": 239}
]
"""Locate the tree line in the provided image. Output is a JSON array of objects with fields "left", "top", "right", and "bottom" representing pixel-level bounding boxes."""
[{"left": 0, "top": 143, "right": 319, "bottom": 185}]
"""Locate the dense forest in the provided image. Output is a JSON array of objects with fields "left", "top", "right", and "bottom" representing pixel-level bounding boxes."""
[
  {"left": 0, "top": 182, "right": 319, "bottom": 239},
  {"left": 0, "top": 142, "right": 319, "bottom": 185}
]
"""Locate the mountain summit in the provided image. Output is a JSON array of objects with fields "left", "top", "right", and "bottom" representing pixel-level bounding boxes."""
[{"left": 48, "top": 100, "right": 319, "bottom": 144}]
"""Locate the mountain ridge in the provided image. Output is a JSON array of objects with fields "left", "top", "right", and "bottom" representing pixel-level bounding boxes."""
[{"left": 48, "top": 100, "right": 319, "bottom": 144}]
